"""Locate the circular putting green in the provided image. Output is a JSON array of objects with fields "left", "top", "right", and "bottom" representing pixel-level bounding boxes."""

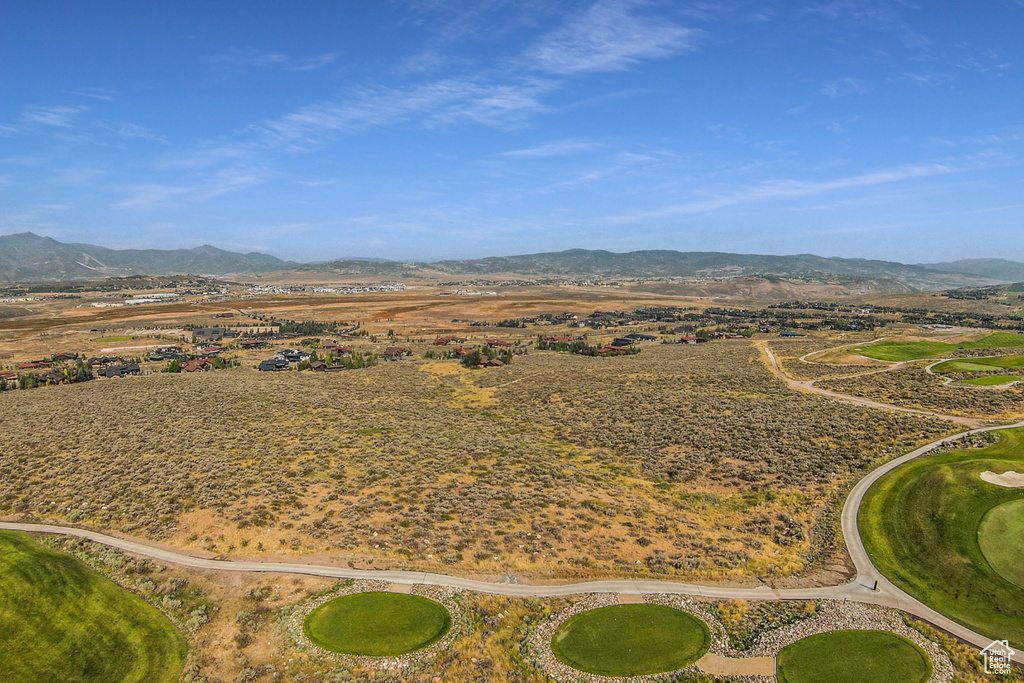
[
  {"left": 551, "top": 604, "right": 710, "bottom": 677},
  {"left": 776, "top": 630, "right": 931, "bottom": 683},
  {"left": 303, "top": 592, "right": 451, "bottom": 656},
  {"left": 980, "top": 498, "right": 1024, "bottom": 589}
]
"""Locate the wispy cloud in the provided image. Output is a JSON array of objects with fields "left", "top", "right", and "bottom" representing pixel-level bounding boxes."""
[
  {"left": 820, "top": 77, "right": 867, "bottom": 98},
  {"left": 212, "top": 47, "right": 338, "bottom": 71},
  {"left": 212, "top": 47, "right": 288, "bottom": 67},
  {"left": 249, "top": 78, "right": 555, "bottom": 144},
  {"left": 97, "top": 122, "right": 166, "bottom": 143},
  {"left": 607, "top": 163, "right": 955, "bottom": 221},
  {"left": 898, "top": 72, "right": 952, "bottom": 87},
  {"left": 290, "top": 53, "right": 340, "bottom": 71},
  {"left": 156, "top": 146, "right": 250, "bottom": 170},
  {"left": 20, "top": 105, "right": 89, "bottom": 128},
  {"left": 526, "top": 0, "right": 699, "bottom": 75},
  {"left": 112, "top": 167, "right": 265, "bottom": 209},
  {"left": 501, "top": 139, "right": 602, "bottom": 158},
  {"left": 69, "top": 87, "right": 120, "bottom": 101}
]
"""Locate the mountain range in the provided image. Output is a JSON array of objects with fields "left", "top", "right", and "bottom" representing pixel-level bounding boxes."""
[
  {"left": 2, "top": 231, "right": 1022, "bottom": 291},
  {"left": 0, "top": 232, "right": 295, "bottom": 282}
]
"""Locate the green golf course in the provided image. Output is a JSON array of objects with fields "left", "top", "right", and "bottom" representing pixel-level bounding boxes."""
[
  {"left": 550, "top": 604, "right": 710, "bottom": 677},
  {"left": 776, "top": 630, "right": 931, "bottom": 683},
  {"left": 979, "top": 498, "right": 1024, "bottom": 589},
  {"left": 962, "top": 374, "right": 1020, "bottom": 386},
  {"left": 859, "top": 427, "right": 1024, "bottom": 647},
  {"left": 852, "top": 333, "right": 1024, "bottom": 362},
  {"left": 303, "top": 592, "right": 451, "bottom": 656},
  {"left": 0, "top": 531, "right": 186, "bottom": 683},
  {"left": 932, "top": 355, "right": 1024, "bottom": 373}
]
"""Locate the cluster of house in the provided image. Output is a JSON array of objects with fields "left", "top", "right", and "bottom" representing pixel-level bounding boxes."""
[
  {"left": 147, "top": 346, "right": 184, "bottom": 362},
  {"left": 433, "top": 336, "right": 468, "bottom": 346},
  {"left": 435, "top": 337, "right": 512, "bottom": 366},
  {"left": 258, "top": 348, "right": 313, "bottom": 371},
  {"left": 3, "top": 352, "right": 142, "bottom": 384},
  {"left": 190, "top": 327, "right": 240, "bottom": 343},
  {"left": 95, "top": 362, "right": 142, "bottom": 378}
]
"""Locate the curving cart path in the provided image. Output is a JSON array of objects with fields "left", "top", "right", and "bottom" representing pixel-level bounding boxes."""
[
  {"left": 757, "top": 341, "right": 985, "bottom": 428},
  {"left": 2, "top": 343, "right": 1022, "bottom": 665}
]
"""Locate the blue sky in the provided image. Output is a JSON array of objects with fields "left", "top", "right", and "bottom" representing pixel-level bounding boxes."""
[{"left": 1, "top": 1, "right": 1022, "bottom": 263}]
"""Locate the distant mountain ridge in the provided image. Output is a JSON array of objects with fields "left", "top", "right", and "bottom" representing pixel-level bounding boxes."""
[
  {"left": 3, "top": 232, "right": 1022, "bottom": 291},
  {"left": 300, "top": 249, "right": 1020, "bottom": 291},
  {"left": 921, "top": 258, "right": 1024, "bottom": 283},
  {"left": 0, "top": 232, "right": 296, "bottom": 282}
]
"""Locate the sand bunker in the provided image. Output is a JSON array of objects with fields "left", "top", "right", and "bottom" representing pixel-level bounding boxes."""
[{"left": 981, "top": 471, "right": 1024, "bottom": 488}]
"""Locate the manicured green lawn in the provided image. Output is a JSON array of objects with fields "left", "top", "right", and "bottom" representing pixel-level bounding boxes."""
[
  {"left": 859, "top": 428, "right": 1024, "bottom": 648},
  {"left": 855, "top": 333, "right": 1024, "bottom": 362},
  {"left": 852, "top": 341, "right": 952, "bottom": 362},
  {"left": 776, "top": 630, "right": 931, "bottom": 683},
  {"left": 979, "top": 498, "right": 1024, "bottom": 589},
  {"left": 551, "top": 604, "right": 710, "bottom": 676},
  {"left": 303, "top": 592, "right": 451, "bottom": 656},
  {"left": 962, "top": 374, "right": 1020, "bottom": 386},
  {"left": 0, "top": 531, "right": 186, "bottom": 683},
  {"left": 933, "top": 356, "right": 1024, "bottom": 373}
]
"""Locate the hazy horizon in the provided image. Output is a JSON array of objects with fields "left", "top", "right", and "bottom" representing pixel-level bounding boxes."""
[
  {"left": 6, "top": 229, "right": 1024, "bottom": 268},
  {"left": 2, "top": 2, "right": 1022, "bottom": 263}
]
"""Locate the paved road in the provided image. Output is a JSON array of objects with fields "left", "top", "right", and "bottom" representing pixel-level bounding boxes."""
[{"left": 2, "top": 342, "right": 1022, "bottom": 664}]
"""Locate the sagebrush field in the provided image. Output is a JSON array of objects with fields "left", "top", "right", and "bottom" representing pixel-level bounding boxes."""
[{"left": 0, "top": 342, "right": 952, "bottom": 582}]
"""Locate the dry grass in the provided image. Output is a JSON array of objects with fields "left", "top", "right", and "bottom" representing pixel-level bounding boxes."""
[
  {"left": 818, "top": 367, "right": 1024, "bottom": 420},
  {"left": 1, "top": 342, "right": 951, "bottom": 583}
]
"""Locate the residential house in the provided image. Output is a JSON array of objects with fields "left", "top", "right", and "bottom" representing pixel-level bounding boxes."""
[
  {"left": 96, "top": 363, "right": 141, "bottom": 378},
  {"left": 18, "top": 360, "right": 52, "bottom": 370},
  {"left": 37, "top": 369, "right": 68, "bottom": 385},
  {"left": 180, "top": 358, "right": 214, "bottom": 373},
  {"left": 383, "top": 346, "right": 411, "bottom": 361},
  {"left": 278, "top": 349, "right": 311, "bottom": 364}
]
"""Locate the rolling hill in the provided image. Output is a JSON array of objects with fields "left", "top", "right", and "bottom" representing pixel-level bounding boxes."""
[
  {"left": 298, "top": 249, "right": 1013, "bottom": 291},
  {"left": 0, "top": 232, "right": 295, "bottom": 282},
  {"left": 4, "top": 232, "right": 1022, "bottom": 291}
]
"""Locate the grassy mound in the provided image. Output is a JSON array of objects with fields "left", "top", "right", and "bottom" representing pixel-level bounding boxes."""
[
  {"left": 859, "top": 428, "right": 1024, "bottom": 647},
  {"left": 979, "top": 498, "right": 1024, "bottom": 589},
  {"left": 303, "top": 592, "right": 451, "bottom": 656},
  {"left": 0, "top": 531, "right": 186, "bottom": 683},
  {"left": 776, "top": 630, "right": 931, "bottom": 683},
  {"left": 551, "top": 604, "right": 710, "bottom": 676},
  {"left": 854, "top": 333, "right": 1024, "bottom": 362},
  {"left": 962, "top": 374, "right": 1020, "bottom": 386}
]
